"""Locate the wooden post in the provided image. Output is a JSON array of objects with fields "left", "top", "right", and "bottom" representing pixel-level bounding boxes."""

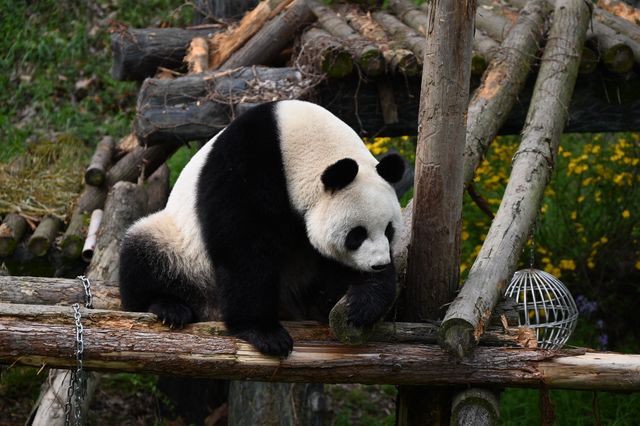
[{"left": 396, "top": 1, "right": 476, "bottom": 424}]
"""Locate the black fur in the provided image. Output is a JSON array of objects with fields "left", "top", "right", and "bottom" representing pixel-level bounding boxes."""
[
  {"left": 376, "top": 153, "right": 405, "bottom": 184},
  {"left": 321, "top": 158, "right": 359, "bottom": 191},
  {"left": 119, "top": 102, "right": 397, "bottom": 357}
]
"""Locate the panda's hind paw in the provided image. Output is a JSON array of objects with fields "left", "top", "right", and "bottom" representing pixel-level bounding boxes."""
[
  {"left": 148, "top": 297, "right": 194, "bottom": 329},
  {"left": 232, "top": 324, "right": 293, "bottom": 357}
]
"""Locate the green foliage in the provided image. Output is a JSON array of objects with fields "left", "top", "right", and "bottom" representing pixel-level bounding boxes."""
[
  {"left": 0, "top": 0, "right": 193, "bottom": 164},
  {"left": 327, "top": 384, "right": 396, "bottom": 426},
  {"left": 167, "top": 143, "right": 202, "bottom": 186}
]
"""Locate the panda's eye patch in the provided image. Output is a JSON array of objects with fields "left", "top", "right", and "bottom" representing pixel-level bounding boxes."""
[
  {"left": 385, "top": 222, "right": 395, "bottom": 241},
  {"left": 345, "top": 226, "right": 367, "bottom": 251}
]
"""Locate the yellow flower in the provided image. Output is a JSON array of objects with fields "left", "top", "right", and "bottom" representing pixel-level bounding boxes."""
[
  {"left": 588, "top": 259, "right": 596, "bottom": 269},
  {"left": 622, "top": 210, "right": 630, "bottom": 219},
  {"left": 636, "top": 260, "right": 640, "bottom": 270},
  {"left": 559, "top": 259, "right": 576, "bottom": 271},
  {"left": 570, "top": 211, "right": 577, "bottom": 220},
  {"left": 591, "top": 145, "right": 601, "bottom": 155},
  {"left": 462, "top": 230, "right": 469, "bottom": 241},
  {"left": 542, "top": 257, "right": 551, "bottom": 264},
  {"left": 600, "top": 236, "right": 608, "bottom": 244},
  {"left": 577, "top": 196, "right": 585, "bottom": 203}
]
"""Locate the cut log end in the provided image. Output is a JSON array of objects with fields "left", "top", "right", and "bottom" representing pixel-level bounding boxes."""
[
  {"left": 601, "top": 43, "right": 634, "bottom": 74},
  {"left": 84, "top": 168, "right": 105, "bottom": 187},
  {"left": 451, "top": 388, "right": 500, "bottom": 426},
  {"left": 439, "top": 319, "right": 477, "bottom": 358},
  {"left": 329, "top": 295, "right": 376, "bottom": 344},
  {"left": 322, "top": 50, "right": 354, "bottom": 78}
]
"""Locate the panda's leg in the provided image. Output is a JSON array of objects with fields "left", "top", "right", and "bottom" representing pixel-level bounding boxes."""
[
  {"left": 215, "top": 255, "right": 293, "bottom": 357},
  {"left": 344, "top": 262, "right": 397, "bottom": 327}
]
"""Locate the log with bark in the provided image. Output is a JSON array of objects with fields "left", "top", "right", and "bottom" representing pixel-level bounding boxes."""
[
  {"left": 299, "top": 27, "right": 354, "bottom": 78},
  {"left": 339, "top": 6, "right": 420, "bottom": 76},
  {"left": 476, "top": 4, "right": 515, "bottom": 43},
  {"left": 307, "top": 0, "right": 384, "bottom": 76},
  {"left": 463, "top": 0, "right": 548, "bottom": 187},
  {"left": 372, "top": 11, "right": 425, "bottom": 62},
  {"left": 84, "top": 136, "right": 115, "bottom": 187},
  {"left": 61, "top": 185, "right": 107, "bottom": 260},
  {"left": 2, "top": 303, "right": 640, "bottom": 391},
  {"left": 111, "top": 27, "right": 221, "bottom": 81},
  {"left": 440, "top": 0, "right": 592, "bottom": 358},
  {"left": 106, "top": 141, "right": 182, "bottom": 184},
  {"left": 0, "top": 213, "right": 27, "bottom": 257},
  {"left": 207, "top": 0, "right": 293, "bottom": 70},
  {"left": 396, "top": 0, "right": 476, "bottom": 423},
  {"left": 30, "top": 181, "right": 147, "bottom": 426},
  {"left": 134, "top": 67, "right": 305, "bottom": 145},
  {"left": 218, "top": 0, "right": 315, "bottom": 71},
  {"left": 27, "top": 216, "right": 62, "bottom": 257}
]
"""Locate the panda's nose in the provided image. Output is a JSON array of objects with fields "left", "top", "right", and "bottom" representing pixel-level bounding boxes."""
[{"left": 371, "top": 263, "right": 390, "bottom": 271}]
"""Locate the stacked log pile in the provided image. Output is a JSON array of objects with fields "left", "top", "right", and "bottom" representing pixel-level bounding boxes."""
[{"left": 110, "top": 0, "right": 640, "bottom": 144}]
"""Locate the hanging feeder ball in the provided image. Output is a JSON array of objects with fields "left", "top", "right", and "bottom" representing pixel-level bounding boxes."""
[{"left": 505, "top": 268, "right": 579, "bottom": 349}]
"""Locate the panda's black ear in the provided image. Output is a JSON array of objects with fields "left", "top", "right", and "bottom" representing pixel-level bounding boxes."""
[
  {"left": 321, "top": 158, "right": 359, "bottom": 191},
  {"left": 376, "top": 153, "right": 405, "bottom": 184}
]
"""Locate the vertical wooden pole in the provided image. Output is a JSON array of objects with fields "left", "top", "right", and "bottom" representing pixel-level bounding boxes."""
[{"left": 396, "top": 0, "right": 476, "bottom": 424}]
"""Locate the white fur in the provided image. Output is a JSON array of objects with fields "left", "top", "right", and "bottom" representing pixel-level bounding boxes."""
[{"left": 276, "top": 100, "right": 403, "bottom": 272}]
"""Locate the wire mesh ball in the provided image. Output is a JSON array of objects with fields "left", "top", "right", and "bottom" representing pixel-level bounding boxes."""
[{"left": 505, "top": 268, "right": 579, "bottom": 349}]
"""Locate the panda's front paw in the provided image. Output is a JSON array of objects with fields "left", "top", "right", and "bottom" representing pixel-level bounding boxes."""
[
  {"left": 148, "top": 297, "right": 194, "bottom": 328},
  {"left": 346, "top": 296, "right": 386, "bottom": 327},
  {"left": 231, "top": 324, "right": 294, "bottom": 357}
]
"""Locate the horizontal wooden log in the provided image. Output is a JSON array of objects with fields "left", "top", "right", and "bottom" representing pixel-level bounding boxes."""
[
  {"left": 0, "top": 303, "right": 639, "bottom": 390},
  {"left": 111, "top": 27, "right": 221, "bottom": 81},
  {"left": 105, "top": 142, "right": 182, "bottom": 184},
  {"left": 134, "top": 67, "right": 305, "bottom": 145}
]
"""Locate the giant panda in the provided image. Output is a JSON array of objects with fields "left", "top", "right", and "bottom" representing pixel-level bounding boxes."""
[{"left": 119, "top": 100, "right": 405, "bottom": 357}]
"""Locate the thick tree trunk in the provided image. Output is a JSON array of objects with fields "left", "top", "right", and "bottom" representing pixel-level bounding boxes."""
[
  {"left": 2, "top": 303, "right": 640, "bottom": 390},
  {"left": 30, "top": 182, "right": 147, "bottom": 426},
  {"left": 440, "top": 0, "right": 592, "bottom": 358},
  {"left": 84, "top": 136, "right": 115, "bottom": 187},
  {"left": 463, "top": 0, "right": 548, "bottom": 187},
  {"left": 0, "top": 213, "right": 27, "bottom": 257},
  {"left": 397, "top": 1, "right": 476, "bottom": 424},
  {"left": 134, "top": 67, "right": 304, "bottom": 145},
  {"left": 111, "top": 27, "right": 221, "bottom": 81},
  {"left": 308, "top": 0, "right": 384, "bottom": 76},
  {"left": 27, "top": 216, "right": 62, "bottom": 257},
  {"left": 219, "top": 0, "right": 315, "bottom": 70}
]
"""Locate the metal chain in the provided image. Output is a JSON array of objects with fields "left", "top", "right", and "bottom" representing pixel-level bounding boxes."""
[
  {"left": 77, "top": 275, "right": 93, "bottom": 309},
  {"left": 64, "top": 275, "right": 93, "bottom": 425}
]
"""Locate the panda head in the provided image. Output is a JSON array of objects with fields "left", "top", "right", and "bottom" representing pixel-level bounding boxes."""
[{"left": 306, "top": 154, "right": 405, "bottom": 273}]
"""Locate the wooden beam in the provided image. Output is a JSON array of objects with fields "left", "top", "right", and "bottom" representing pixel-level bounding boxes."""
[{"left": 1, "top": 303, "right": 639, "bottom": 391}]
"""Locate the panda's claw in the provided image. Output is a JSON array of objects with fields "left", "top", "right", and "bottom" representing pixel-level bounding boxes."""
[{"left": 148, "top": 297, "right": 194, "bottom": 329}]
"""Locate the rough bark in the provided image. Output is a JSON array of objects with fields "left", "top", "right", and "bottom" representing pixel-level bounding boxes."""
[
  {"left": 110, "top": 27, "right": 221, "bottom": 81},
  {"left": 3, "top": 303, "right": 640, "bottom": 390},
  {"left": 219, "top": 0, "right": 315, "bottom": 71},
  {"left": 134, "top": 67, "right": 304, "bottom": 145},
  {"left": 0, "top": 276, "right": 119, "bottom": 310},
  {"left": 307, "top": 0, "right": 384, "bottom": 76},
  {"left": 207, "top": 0, "right": 293, "bottom": 69},
  {"left": 299, "top": 27, "right": 354, "bottom": 78},
  {"left": 440, "top": 0, "right": 592, "bottom": 358},
  {"left": 31, "top": 181, "right": 147, "bottom": 426},
  {"left": 0, "top": 213, "right": 27, "bottom": 257},
  {"left": 185, "top": 37, "right": 209, "bottom": 73},
  {"left": 106, "top": 142, "right": 182, "bottom": 184},
  {"left": 61, "top": 185, "right": 107, "bottom": 260},
  {"left": 84, "top": 136, "right": 115, "bottom": 187},
  {"left": 339, "top": 6, "right": 420, "bottom": 76},
  {"left": 27, "top": 216, "right": 62, "bottom": 257},
  {"left": 472, "top": 30, "right": 500, "bottom": 75},
  {"left": 397, "top": 1, "right": 476, "bottom": 424},
  {"left": 451, "top": 388, "right": 500, "bottom": 426},
  {"left": 463, "top": 0, "right": 548, "bottom": 187},
  {"left": 145, "top": 163, "right": 170, "bottom": 214},
  {"left": 372, "top": 11, "right": 425, "bottom": 62}
]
